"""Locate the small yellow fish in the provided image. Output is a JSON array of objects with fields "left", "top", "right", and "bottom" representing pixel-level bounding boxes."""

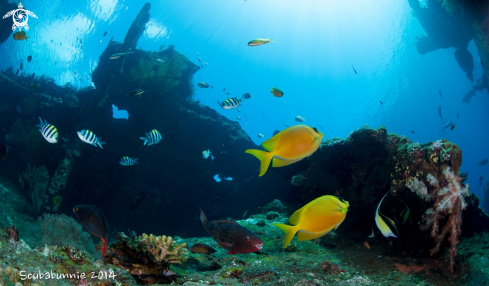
[
  {"left": 245, "top": 125, "right": 323, "bottom": 176},
  {"left": 13, "top": 31, "right": 29, "bottom": 41},
  {"left": 272, "top": 195, "right": 349, "bottom": 248},
  {"left": 270, "top": 87, "right": 284, "bottom": 98},
  {"left": 248, "top": 38, "right": 274, "bottom": 46}
]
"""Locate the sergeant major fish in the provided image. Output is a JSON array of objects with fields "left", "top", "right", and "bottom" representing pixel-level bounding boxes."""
[
  {"left": 77, "top": 130, "right": 106, "bottom": 148},
  {"left": 120, "top": 156, "right": 138, "bottom": 166},
  {"left": 295, "top": 116, "right": 306, "bottom": 122},
  {"left": 140, "top": 129, "right": 162, "bottom": 146},
  {"left": 217, "top": 94, "right": 248, "bottom": 110},
  {"left": 36, "top": 117, "right": 58, "bottom": 143},
  {"left": 203, "top": 150, "right": 212, "bottom": 159},
  {"left": 197, "top": 82, "right": 213, "bottom": 89}
]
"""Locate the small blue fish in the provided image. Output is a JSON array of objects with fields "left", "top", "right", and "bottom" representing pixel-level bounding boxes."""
[
  {"left": 120, "top": 156, "right": 138, "bottom": 166},
  {"left": 203, "top": 150, "right": 212, "bottom": 159}
]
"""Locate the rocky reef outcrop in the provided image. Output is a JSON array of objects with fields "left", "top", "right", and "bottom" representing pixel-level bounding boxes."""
[{"left": 274, "top": 125, "right": 489, "bottom": 273}]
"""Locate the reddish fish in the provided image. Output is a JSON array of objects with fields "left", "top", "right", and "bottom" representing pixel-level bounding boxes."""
[
  {"left": 73, "top": 205, "right": 109, "bottom": 255},
  {"left": 200, "top": 209, "right": 262, "bottom": 254},
  {"left": 189, "top": 243, "right": 217, "bottom": 254}
]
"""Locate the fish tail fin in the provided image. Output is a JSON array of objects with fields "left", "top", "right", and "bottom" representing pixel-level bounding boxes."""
[
  {"left": 134, "top": 158, "right": 139, "bottom": 164},
  {"left": 217, "top": 100, "right": 222, "bottom": 107},
  {"left": 140, "top": 137, "right": 149, "bottom": 145},
  {"left": 199, "top": 209, "right": 208, "bottom": 225},
  {"left": 245, "top": 149, "right": 272, "bottom": 177},
  {"left": 36, "top": 117, "right": 43, "bottom": 128},
  {"left": 102, "top": 238, "right": 108, "bottom": 256},
  {"left": 97, "top": 140, "right": 106, "bottom": 149},
  {"left": 272, "top": 223, "right": 297, "bottom": 248}
]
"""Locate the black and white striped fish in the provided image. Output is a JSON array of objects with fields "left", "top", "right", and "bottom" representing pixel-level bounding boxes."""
[
  {"left": 217, "top": 95, "right": 247, "bottom": 110},
  {"left": 36, "top": 117, "right": 58, "bottom": 143},
  {"left": 77, "top": 130, "right": 106, "bottom": 148},
  {"left": 140, "top": 129, "right": 162, "bottom": 146},
  {"left": 119, "top": 156, "right": 138, "bottom": 166}
]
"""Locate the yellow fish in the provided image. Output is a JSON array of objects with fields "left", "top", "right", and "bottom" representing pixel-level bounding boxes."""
[
  {"left": 272, "top": 195, "right": 349, "bottom": 248},
  {"left": 13, "top": 31, "right": 29, "bottom": 41},
  {"left": 245, "top": 125, "right": 323, "bottom": 176}
]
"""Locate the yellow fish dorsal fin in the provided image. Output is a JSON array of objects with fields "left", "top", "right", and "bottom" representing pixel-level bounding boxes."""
[{"left": 261, "top": 133, "right": 282, "bottom": 152}]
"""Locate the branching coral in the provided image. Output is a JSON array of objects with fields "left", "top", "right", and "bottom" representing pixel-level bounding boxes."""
[
  {"left": 421, "top": 166, "right": 469, "bottom": 272},
  {"left": 139, "top": 233, "right": 187, "bottom": 264},
  {"left": 105, "top": 232, "right": 188, "bottom": 284},
  {"left": 19, "top": 164, "right": 49, "bottom": 215}
]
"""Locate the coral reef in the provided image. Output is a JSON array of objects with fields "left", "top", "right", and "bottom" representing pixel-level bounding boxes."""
[
  {"left": 274, "top": 125, "right": 489, "bottom": 274},
  {"left": 18, "top": 165, "right": 49, "bottom": 215},
  {"left": 104, "top": 231, "right": 188, "bottom": 284},
  {"left": 421, "top": 166, "right": 469, "bottom": 272},
  {"left": 0, "top": 224, "right": 136, "bottom": 285}
]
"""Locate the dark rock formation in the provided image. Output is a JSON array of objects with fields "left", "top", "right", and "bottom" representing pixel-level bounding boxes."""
[
  {"left": 0, "top": 0, "right": 16, "bottom": 45},
  {"left": 407, "top": 0, "right": 489, "bottom": 102}
]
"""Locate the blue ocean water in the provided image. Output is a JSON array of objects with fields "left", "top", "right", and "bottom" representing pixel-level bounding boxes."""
[{"left": 1, "top": 0, "right": 488, "bottom": 199}]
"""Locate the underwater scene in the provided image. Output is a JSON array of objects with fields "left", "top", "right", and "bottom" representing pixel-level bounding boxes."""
[{"left": 0, "top": 0, "right": 489, "bottom": 285}]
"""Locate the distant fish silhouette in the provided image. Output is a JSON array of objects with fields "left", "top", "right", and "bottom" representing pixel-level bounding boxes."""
[
  {"left": 272, "top": 130, "right": 280, "bottom": 136},
  {"left": 318, "top": 124, "right": 324, "bottom": 130},
  {"left": 411, "top": 130, "right": 415, "bottom": 134},
  {"left": 438, "top": 106, "right": 444, "bottom": 121},
  {"left": 0, "top": 145, "right": 8, "bottom": 160},
  {"left": 479, "top": 176, "right": 483, "bottom": 186},
  {"left": 351, "top": 64, "right": 357, "bottom": 74},
  {"left": 103, "top": 31, "right": 107, "bottom": 37},
  {"left": 282, "top": 122, "right": 289, "bottom": 127},
  {"left": 379, "top": 101, "right": 383, "bottom": 105},
  {"left": 457, "top": 110, "right": 459, "bottom": 119},
  {"left": 439, "top": 89, "right": 443, "bottom": 97},
  {"left": 451, "top": 125, "right": 455, "bottom": 131},
  {"left": 130, "top": 190, "right": 149, "bottom": 211}
]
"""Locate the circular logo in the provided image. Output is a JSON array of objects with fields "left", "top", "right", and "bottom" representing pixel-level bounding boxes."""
[{"left": 13, "top": 9, "right": 28, "bottom": 28}]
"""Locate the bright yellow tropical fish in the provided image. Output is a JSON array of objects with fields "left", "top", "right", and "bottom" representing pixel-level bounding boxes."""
[
  {"left": 245, "top": 125, "right": 323, "bottom": 177},
  {"left": 272, "top": 196, "right": 349, "bottom": 248}
]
